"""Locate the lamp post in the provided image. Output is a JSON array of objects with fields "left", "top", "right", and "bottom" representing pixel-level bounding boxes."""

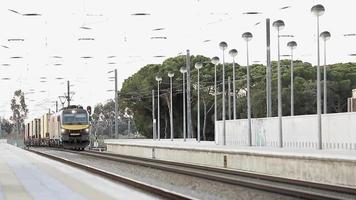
[
  {"left": 168, "top": 72, "right": 174, "bottom": 141},
  {"left": 195, "top": 62, "right": 203, "bottom": 142},
  {"left": 211, "top": 57, "right": 220, "bottom": 144},
  {"left": 242, "top": 32, "right": 253, "bottom": 146},
  {"left": 219, "top": 42, "right": 228, "bottom": 145},
  {"left": 155, "top": 75, "right": 162, "bottom": 140},
  {"left": 229, "top": 49, "right": 238, "bottom": 119},
  {"left": 311, "top": 4, "right": 325, "bottom": 150},
  {"left": 180, "top": 67, "right": 187, "bottom": 142},
  {"left": 287, "top": 41, "right": 297, "bottom": 116},
  {"left": 152, "top": 89, "right": 156, "bottom": 140},
  {"left": 273, "top": 20, "right": 285, "bottom": 148},
  {"left": 228, "top": 76, "right": 231, "bottom": 119},
  {"left": 320, "top": 31, "right": 331, "bottom": 114}
]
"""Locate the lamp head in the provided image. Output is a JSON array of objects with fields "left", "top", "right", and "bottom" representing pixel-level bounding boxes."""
[
  {"left": 219, "top": 41, "right": 228, "bottom": 50},
  {"left": 155, "top": 75, "right": 162, "bottom": 82},
  {"left": 180, "top": 67, "right": 187, "bottom": 73},
  {"left": 320, "top": 31, "right": 331, "bottom": 41},
  {"left": 287, "top": 41, "right": 297, "bottom": 49},
  {"left": 311, "top": 4, "right": 325, "bottom": 16},
  {"left": 168, "top": 72, "right": 174, "bottom": 78},
  {"left": 229, "top": 49, "right": 238, "bottom": 57},
  {"left": 211, "top": 56, "right": 220, "bottom": 65},
  {"left": 272, "top": 20, "right": 285, "bottom": 31},
  {"left": 242, "top": 32, "right": 253, "bottom": 42},
  {"left": 194, "top": 62, "right": 203, "bottom": 70}
]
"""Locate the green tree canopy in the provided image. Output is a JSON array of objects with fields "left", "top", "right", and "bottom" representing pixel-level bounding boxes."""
[{"left": 117, "top": 55, "right": 356, "bottom": 140}]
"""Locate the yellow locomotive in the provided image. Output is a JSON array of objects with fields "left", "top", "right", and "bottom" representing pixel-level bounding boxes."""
[{"left": 25, "top": 105, "right": 90, "bottom": 150}]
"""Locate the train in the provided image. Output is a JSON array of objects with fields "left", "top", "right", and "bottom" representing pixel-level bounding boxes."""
[{"left": 24, "top": 105, "right": 90, "bottom": 150}]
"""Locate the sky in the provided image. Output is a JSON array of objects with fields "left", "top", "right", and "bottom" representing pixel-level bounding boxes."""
[{"left": 0, "top": 0, "right": 356, "bottom": 120}]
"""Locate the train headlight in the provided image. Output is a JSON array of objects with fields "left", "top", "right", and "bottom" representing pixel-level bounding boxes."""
[
  {"left": 85, "top": 128, "right": 89, "bottom": 133},
  {"left": 61, "top": 128, "right": 66, "bottom": 133}
]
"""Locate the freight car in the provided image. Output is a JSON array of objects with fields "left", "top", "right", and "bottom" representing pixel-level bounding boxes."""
[{"left": 25, "top": 105, "right": 90, "bottom": 150}]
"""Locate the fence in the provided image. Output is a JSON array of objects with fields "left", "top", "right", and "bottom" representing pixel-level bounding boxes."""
[{"left": 215, "top": 112, "right": 356, "bottom": 150}]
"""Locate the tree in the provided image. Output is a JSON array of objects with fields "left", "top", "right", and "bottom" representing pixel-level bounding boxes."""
[
  {"left": 117, "top": 55, "right": 356, "bottom": 140},
  {"left": 91, "top": 100, "right": 137, "bottom": 138},
  {"left": 0, "top": 117, "right": 13, "bottom": 136},
  {"left": 10, "top": 90, "right": 28, "bottom": 139}
]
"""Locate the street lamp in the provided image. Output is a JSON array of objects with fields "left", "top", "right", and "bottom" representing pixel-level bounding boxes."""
[
  {"left": 287, "top": 41, "right": 297, "bottom": 116},
  {"left": 211, "top": 56, "right": 220, "bottom": 144},
  {"left": 168, "top": 72, "right": 175, "bottom": 141},
  {"left": 242, "top": 32, "right": 253, "bottom": 146},
  {"left": 155, "top": 75, "right": 162, "bottom": 140},
  {"left": 311, "top": 4, "right": 325, "bottom": 150},
  {"left": 195, "top": 62, "right": 203, "bottom": 142},
  {"left": 229, "top": 49, "right": 238, "bottom": 120},
  {"left": 320, "top": 31, "right": 331, "bottom": 114},
  {"left": 273, "top": 19, "right": 285, "bottom": 148},
  {"left": 219, "top": 41, "right": 228, "bottom": 145},
  {"left": 180, "top": 67, "right": 187, "bottom": 142}
]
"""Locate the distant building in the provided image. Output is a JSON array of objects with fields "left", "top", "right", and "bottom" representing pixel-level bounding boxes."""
[{"left": 347, "top": 89, "right": 356, "bottom": 112}]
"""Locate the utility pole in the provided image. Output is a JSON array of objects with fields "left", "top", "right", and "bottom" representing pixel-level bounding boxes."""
[
  {"left": 266, "top": 18, "right": 272, "bottom": 117},
  {"left": 186, "top": 50, "right": 193, "bottom": 138},
  {"left": 67, "top": 81, "right": 70, "bottom": 106},
  {"left": 67, "top": 80, "right": 70, "bottom": 107},
  {"left": 114, "top": 69, "right": 118, "bottom": 138},
  {"left": 55, "top": 101, "right": 58, "bottom": 112}
]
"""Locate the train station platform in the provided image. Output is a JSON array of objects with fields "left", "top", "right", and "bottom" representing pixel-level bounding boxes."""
[
  {"left": 0, "top": 143, "right": 158, "bottom": 200},
  {"left": 105, "top": 139, "right": 356, "bottom": 188}
]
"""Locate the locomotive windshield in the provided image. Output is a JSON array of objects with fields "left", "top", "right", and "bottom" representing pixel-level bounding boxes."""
[{"left": 62, "top": 110, "right": 88, "bottom": 125}]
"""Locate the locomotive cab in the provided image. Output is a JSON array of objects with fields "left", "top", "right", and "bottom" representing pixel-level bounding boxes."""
[{"left": 59, "top": 105, "right": 90, "bottom": 150}]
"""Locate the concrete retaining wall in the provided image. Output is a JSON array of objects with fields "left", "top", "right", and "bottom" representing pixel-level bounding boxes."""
[
  {"left": 106, "top": 142, "right": 356, "bottom": 187},
  {"left": 216, "top": 112, "right": 356, "bottom": 149}
]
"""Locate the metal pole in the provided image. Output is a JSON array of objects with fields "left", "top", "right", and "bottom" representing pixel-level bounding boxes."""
[
  {"left": 291, "top": 48, "right": 294, "bottom": 116},
  {"left": 323, "top": 40, "right": 327, "bottom": 114},
  {"left": 214, "top": 63, "right": 218, "bottom": 143},
  {"left": 157, "top": 82, "right": 160, "bottom": 140},
  {"left": 186, "top": 50, "right": 193, "bottom": 138},
  {"left": 228, "top": 76, "right": 231, "bottom": 120},
  {"left": 317, "top": 16, "right": 322, "bottom": 149},
  {"left": 55, "top": 101, "right": 58, "bottom": 112},
  {"left": 152, "top": 90, "right": 156, "bottom": 140},
  {"left": 222, "top": 49, "right": 226, "bottom": 145},
  {"left": 170, "top": 76, "right": 173, "bottom": 141},
  {"left": 277, "top": 30, "right": 283, "bottom": 148},
  {"left": 67, "top": 80, "right": 70, "bottom": 107},
  {"left": 246, "top": 41, "right": 252, "bottom": 146},
  {"left": 114, "top": 69, "right": 118, "bottom": 138},
  {"left": 183, "top": 73, "right": 186, "bottom": 142},
  {"left": 266, "top": 18, "right": 272, "bottom": 117},
  {"left": 232, "top": 59, "right": 236, "bottom": 119},
  {"left": 197, "top": 68, "right": 200, "bottom": 142},
  {"left": 128, "top": 118, "right": 131, "bottom": 135}
]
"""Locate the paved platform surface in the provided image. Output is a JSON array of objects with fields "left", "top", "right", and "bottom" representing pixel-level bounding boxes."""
[
  {"left": 0, "top": 143, "right": 159, "bottom": 200},
  {"left": 105, "top": 139, "right": 356, "bottom": 161}
]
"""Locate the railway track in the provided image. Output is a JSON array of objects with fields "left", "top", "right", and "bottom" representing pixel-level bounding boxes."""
[
  {"left": 27, "top": 148, "right": 195, "bottom": 200},
  {"left": 29, "top": 148, "right": 356, "bottom": 200}
]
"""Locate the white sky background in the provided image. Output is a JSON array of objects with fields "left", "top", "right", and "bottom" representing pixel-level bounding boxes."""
[{"left": 0, "top": 0, "right": 355, "bottom": 120}]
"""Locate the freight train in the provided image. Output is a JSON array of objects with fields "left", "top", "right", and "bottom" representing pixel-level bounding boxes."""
[{"left": 24, "top": 105, "right": 90, "bottom": 150}]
